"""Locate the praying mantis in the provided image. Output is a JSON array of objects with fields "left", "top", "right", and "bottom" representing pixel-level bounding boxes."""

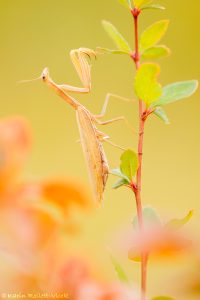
[{"left": 41, "top": 48, "right": 129, "bottom": 204}]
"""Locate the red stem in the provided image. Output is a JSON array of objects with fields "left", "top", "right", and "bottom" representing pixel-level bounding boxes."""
[
  {"left": 133, "top": 11, "right": 140, "bottom": 69},
  {"left": 131, "top": 8, "right": 148, "bottom": 300}
]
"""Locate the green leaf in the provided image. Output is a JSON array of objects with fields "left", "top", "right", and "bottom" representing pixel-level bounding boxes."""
[
  {"left": 152, "top": 80, "right": 198, "bottom": 107},
  {"left": 120, "top": 149, "right": 139, "bottom": 181},
  {"left": 141, "top": 45, "right": 170, "bottom": 60},
  {"left": 110, "top": 254, "right": 129, "bottom": 283},
  {"left": 141, "top": 4, "right": 165, "bottom": 10},
  {"left": 102, "top": 20, "right": 131, "bottom": 53},
  {"left": 110, "top": 166, "right": 131, "bottom": 189},
  {"left": 134, "top": 0, "right": 153, "bottom": 8},
  {"left": 140, "top": 20, "right": 169, "bottom": 51},
  {"left": 110, "top": 168, "right": 130, "bottom": 182},
  {"left": 128, "top": 248, "right": 141, "bottom": 262},
  {"left": 134, "top": 63, "right": 162, "bottom": 106},
  {"left": 153, "top": 107, "right": 170, "bottom": 124},
  {"left": 113, "top": 178, "right": 129, "bottom": 189},
  {"left": 133, "top": 206, "right": 162, "bottom": 229},
  {"left": 165, "top": 210, "right": 194, "bottom": 230},
  {"left": 96, "top": 47, "right": 130, "bottom": 55},
  {"left": 151, "top": 297, "right": 174, "bottom": 300},
  {"left": 118, "top": 0, "right": 132, "bottom": 9}
]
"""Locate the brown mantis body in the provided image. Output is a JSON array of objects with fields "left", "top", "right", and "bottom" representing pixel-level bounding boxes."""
[{"left": 41, "top": 48, "right": 128, "bottom": 204}]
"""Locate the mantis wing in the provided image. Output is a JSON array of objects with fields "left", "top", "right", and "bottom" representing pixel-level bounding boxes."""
[{"left": 76, "top": 107, "right": 109, "bottom": 204}]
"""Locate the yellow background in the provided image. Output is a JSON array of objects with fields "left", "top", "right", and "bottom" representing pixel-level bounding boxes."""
[{"left": 0, "top": 0, "right": 199, "bottom": 299}]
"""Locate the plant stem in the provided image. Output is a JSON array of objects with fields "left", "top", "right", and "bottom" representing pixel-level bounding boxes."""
[
  {"left": 133, "top": 11, "right": 140, "bottom": 69},
  {"left": 131, "top": 8, "right": 148, "bottom": 300},
  {"left": 137, "top": 108, "right": 146, "bottom": 300}
]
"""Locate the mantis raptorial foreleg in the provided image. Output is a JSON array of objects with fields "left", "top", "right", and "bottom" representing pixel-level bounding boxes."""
[
  {"left": 58, "top": 48, "right": 96, "bottom": 94},
  {"left": 51, "top": 50, "right": 131, "bottom": 130}
]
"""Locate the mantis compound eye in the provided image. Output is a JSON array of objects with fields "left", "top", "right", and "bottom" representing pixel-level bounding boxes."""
[{"left": 41, "top": 67, "right": 49, "bottom": 81}]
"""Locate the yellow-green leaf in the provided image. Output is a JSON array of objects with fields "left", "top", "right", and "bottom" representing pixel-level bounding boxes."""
[
  {"left": 102, "top": 20, "right": 131, "bottom": 53},
  {"left": 110, "top": 168, "right": 130, "bottom": 182},
  {"left": 118, "top": 0, "right": 132, "bottom": 9},
  {"left": 165, "top": 210, "right": 194, "bottom": 230},
  {"left": 111, "top": 167, "right": 130, "bottom": 189},
  {"left": 128, "top": 247, "right": 141, "bottom": 262},
  {"left": 134, "top": 0, "right": 153, "bottom": 8},
  {"left": 113, "top": 178, "right": 129, "bottom": 189},
  {"left": 96, "top": 47, "right": 130, "bottom": 55},
  {"left": 141, "top": 45, "right": 170, "bottom": 60},
  {"left": 141, "top": 4, "right": 165, "bottom": 10},
  {"left": 140, "top": 20, "right": 169, "bottom": 51},
  {"left": 120, "top": 149, "right": 139, "bottom": 181},
  {"left": 110, "top": 253, "right": 129, "bottom": 283},
  {"left": 152, "top": 80, "right": 198, "bottom": 107},
  {"left": 134, "top": 63, "right": 162, "bottom": 106}
]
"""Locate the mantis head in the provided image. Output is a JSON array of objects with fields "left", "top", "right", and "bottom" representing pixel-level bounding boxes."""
[
  {"left": 18, "top": 68, "right": 50, "bottom": 84},
  {"left": 41, "top": 67, "right": 50, "bottom": 82}
]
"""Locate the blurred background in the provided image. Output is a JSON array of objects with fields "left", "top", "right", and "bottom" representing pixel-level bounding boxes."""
[{"left": 0, "top": 0, "right": 199, "bottom": 299}]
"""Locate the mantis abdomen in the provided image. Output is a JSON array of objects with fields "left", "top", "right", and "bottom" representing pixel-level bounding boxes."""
[{"left": 76, "top": 106, "right": 109, "bottom": 204}]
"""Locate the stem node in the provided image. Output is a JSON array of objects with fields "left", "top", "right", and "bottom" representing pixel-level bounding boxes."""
[
  {"left": 131, "top": 51, "right": 140, "bottom": 65},
  {"left": 131, "top": 8, "right": 141, "bottom": 18},
  {"left": 130, "top": 182, "right": 138, "bottom": 194}
]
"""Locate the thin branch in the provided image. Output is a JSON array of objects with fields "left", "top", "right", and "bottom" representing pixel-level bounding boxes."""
[{"left": 131, "top": 7, "right": 148, "bottom": 300}]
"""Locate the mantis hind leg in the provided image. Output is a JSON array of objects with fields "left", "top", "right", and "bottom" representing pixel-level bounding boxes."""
[
  {"left": 96, "top": 130, "right": 126, "bottom": 151},
  {"left": 94, "top": 116, "right": 135, "bottom": 135},
  {"left": 104, "top": 139, "right": 126, "bottom": 151},
  {"left": 93, "top": 93, "right": 135, "bottom": 133},
  {"left": 95, "top": 116, "right": 125, "bottom": 126}
]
